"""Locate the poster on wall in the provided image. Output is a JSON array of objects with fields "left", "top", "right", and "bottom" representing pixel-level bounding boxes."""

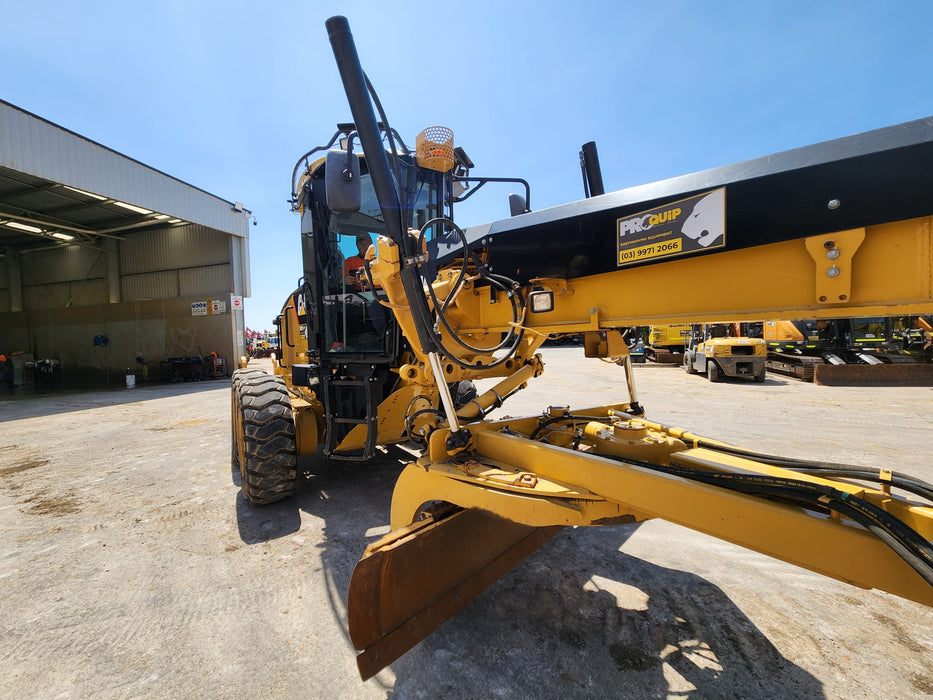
[{"left": 191, "top": 301, "right": 208, "bottom": 316}]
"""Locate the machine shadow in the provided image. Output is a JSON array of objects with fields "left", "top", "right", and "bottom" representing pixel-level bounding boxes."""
[
  {"left": 234, "top": 446, "right": 405, "bottom": 548},
  {"left": 235, "top": 446, "right": 824, "bottom": 697},
  {"left": 387, "top": 524, "right": 825, "bottom": 698}
]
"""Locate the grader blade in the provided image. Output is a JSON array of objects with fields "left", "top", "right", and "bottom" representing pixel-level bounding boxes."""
[{"left": 347, "top": 507, "right": 562, "bottom": 680}]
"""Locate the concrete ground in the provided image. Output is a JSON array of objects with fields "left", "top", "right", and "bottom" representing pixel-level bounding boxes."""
[{"left": 1, "top": 347, "right": 931, "bottom": 699}]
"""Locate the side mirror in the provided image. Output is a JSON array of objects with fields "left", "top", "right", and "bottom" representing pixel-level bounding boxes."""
[
  {"left": 508, "top": 193, "right": 527, "bottom": 217},
  {"left": 325, "top": 150, "right": 361, "bottom": 212}
]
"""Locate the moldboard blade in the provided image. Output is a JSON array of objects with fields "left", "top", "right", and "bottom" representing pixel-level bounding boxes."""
[{"left": 348, "top": 507, "right": 562, "bottom": 680}]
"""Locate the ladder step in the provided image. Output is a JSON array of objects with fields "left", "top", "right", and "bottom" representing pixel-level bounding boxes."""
[{"left": 322, "top": 369, "right": 380, "bottom": 461}]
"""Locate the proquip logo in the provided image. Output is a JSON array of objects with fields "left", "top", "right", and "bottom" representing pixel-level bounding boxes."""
[{"left": 618, "top": 206, "right": 682, "bottom": 236}]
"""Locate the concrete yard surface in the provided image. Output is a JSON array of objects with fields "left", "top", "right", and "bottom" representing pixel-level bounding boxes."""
[{"left": 1, "top": 348, "right": 931, "bottom": 698}]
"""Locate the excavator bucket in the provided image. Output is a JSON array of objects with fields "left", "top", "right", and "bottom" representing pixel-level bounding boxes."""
[{"left": 347, "top": 507, "right": 562, "bottom": 680}]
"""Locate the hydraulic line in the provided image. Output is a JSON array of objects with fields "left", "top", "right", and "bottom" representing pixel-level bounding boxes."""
[
  {"left": 694, "top": 440, "right": 933, "bottom": 503},
  {"left": 416, "top": 217, "right": 526, "bottom": 370},
  {"left": 607, "top": 455, "right": 933, "bottom": 587},
  {"left": 528, "top": 414, "right": 616, "bottom": 442}
]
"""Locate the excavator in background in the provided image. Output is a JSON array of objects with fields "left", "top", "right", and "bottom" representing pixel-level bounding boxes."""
[
  {"left": 764, "top": 316, "right": 933, "bottom": 383},
  {"left": 231, "top": 16, "right": 933, "bottom": 680},
  {"left": 643, "top": 324, "right": 691, "bottom": 363},
  {"left": 849, "top": 315, "right": 933, "bottom": 364},
  {"left": 901, "top": 314, "right": 933, "bottom": 361}
]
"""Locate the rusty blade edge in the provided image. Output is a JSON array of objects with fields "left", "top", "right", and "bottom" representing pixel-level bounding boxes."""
[{"left": 354, "top": 522, "right": 563, "bottom": 681}]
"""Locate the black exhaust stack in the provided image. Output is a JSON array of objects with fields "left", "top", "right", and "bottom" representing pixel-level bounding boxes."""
[
  {"left": 580, "top": 141, "right": 605, "bottom": 197},
  {"left": 325, "top": 16, "right": 404, "bottom": 244}
]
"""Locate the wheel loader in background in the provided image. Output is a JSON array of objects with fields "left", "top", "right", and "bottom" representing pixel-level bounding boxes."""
[{"left": 231, "top": 16, "right": 933, "bottom": 679}]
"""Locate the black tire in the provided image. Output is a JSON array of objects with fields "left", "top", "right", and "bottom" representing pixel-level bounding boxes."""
[
  {"left": 707, "top": 360, "right": 722, "bottom": 383},
  {"left": 684, "top": 352, "right": 697, "bottom": 374},
  {"left": 236, "top": 372, "right": 297, "bottom": 505},
  {"left": 231, "top": 368, "right": 266, "bottom": 478},
  {"left": 753, "top": 365, "right": 767, "bottom": 383}
]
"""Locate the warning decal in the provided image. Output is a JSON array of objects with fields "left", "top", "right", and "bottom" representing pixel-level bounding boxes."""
[{"left": 616, "top": 188, "right": 726, "bottom": 267}]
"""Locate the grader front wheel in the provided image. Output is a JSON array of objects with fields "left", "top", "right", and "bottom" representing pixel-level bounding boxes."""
[
  {"left": 231, "top": 368, "right": 266, "bottom": 480},
  {"left": 234, "top": 371, "right": 298, "bottom": 504}
]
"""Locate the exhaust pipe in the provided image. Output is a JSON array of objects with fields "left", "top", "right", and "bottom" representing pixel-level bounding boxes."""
[{"left": 580, "top": 141, "right": 605, "bottom": 197}]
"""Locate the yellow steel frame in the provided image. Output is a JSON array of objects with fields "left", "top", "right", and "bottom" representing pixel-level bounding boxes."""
[
  {"left": 328, "top": 216, "right": 932, "bottom": 451},
  {"left": 436, "top": 219, "right": 933, "bottom": 334},
  {"left": 387, "top": 418, "right": 933, "bottom": 606},
  {"left": 348, "top": 215, "right": 933, "bottom": 609},
  {"left": 350, "top": 216, "right": 932, "bottom": 403}
]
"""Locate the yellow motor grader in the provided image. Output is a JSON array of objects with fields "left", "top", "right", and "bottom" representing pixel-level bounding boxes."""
[{"left": 231, "top": 16, "right": 933, "bottom": 680}]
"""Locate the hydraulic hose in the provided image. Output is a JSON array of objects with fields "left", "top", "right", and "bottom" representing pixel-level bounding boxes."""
[
  {"left": 606, "top": 454, "right": 933, "bottom": 588},
  {"left": 695, "top": 440, "right": 933, "bottom": 503},
  {"left": 416, "top": 217, "right": 526, "bottom": 370}
]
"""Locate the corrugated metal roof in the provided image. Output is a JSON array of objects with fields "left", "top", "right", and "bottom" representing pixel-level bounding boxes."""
[{"left": 0, "top": 99, "right": 250, "bottom": 239}]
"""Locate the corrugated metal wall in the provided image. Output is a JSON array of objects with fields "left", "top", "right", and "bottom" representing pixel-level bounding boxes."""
[
  {"left": 119, "top": 224, "right": 233, "bottom": 302},
  {"left": 121, "top": 271, "right": 178, "bottom": 301},
  {"left": 23, "top": 279, "right": 110, "bottom": 310},
  {"left": 18, "top": 246, "right": 108, "bottom": 310},
  {"left": 21, "top": 246, "right": 106, "bottom": 285},
  {"left": 178, "top": 265, "right": 232, "bottom": 297},
  {"left": 120, "top": 225, "right": 230, "bottom": 274},
  {"left": 4, "top": 224, "right": 235, "bottom": 309}
]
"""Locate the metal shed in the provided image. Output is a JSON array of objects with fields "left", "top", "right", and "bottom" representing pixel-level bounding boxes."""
[{"left": 0, "top": 99, "right": 251, "bottom": 390}]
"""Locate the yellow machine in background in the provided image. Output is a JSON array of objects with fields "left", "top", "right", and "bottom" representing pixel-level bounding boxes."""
[
  {"left": 644, "top": 324, "right": 691, "bottom": 363},
  {"left": 231, "top": 16, "right": 933, "bottom": 680},
  {"left": 764, "top": 317, "right": 933, "bottom": 383},
  {"left": 682, "top": 322, "right": 767, "bottom": 382}
]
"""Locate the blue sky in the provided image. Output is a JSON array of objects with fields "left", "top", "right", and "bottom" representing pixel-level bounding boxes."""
[{"left": 3, "top": 1, "right": 932, "bottom": 331}]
